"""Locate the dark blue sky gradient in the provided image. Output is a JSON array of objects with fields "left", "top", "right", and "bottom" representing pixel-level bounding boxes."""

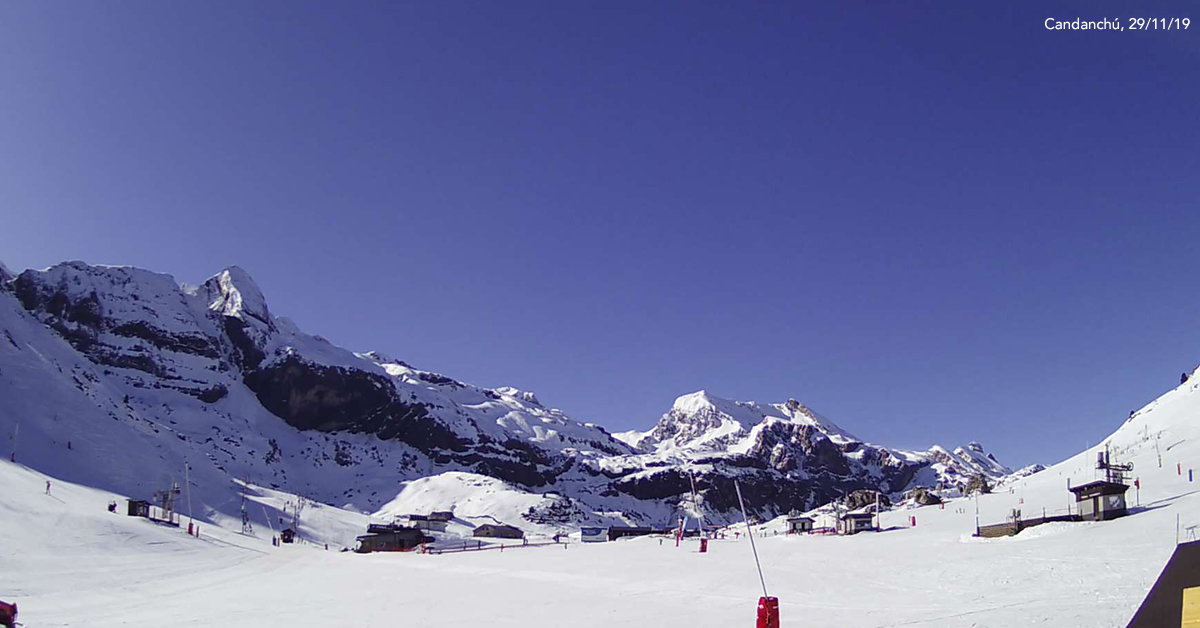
[{"left": 2, "top": 1, "right": 1197, "bottom": 466}]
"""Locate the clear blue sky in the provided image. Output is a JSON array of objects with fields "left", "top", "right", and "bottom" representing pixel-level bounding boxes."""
[{"left": 2, "top": 1, "right": 1197, "bottom": 467}]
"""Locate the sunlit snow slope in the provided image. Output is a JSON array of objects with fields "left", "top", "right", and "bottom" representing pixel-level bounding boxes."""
[{"left": 3, "top": 367, "right": 1199, "bottom": 627}]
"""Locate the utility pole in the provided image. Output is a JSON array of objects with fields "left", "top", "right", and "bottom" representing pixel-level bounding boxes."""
[
  {"left": 689, "top": 471, "right": 706, "bottom": 538},
  {"left": 261, "top": 505, "right": 276, "bottom": 537},
  {"left": 969, "top": 494, "right": 979, "bottom": 537},
  {"left": 184, "top": 459, "right": 194, "bottom": 526}
]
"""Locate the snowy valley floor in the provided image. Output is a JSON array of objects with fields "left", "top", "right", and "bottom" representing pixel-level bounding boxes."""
[{"left": 4, "top": 456, "right": 1198, "bottom": 628}]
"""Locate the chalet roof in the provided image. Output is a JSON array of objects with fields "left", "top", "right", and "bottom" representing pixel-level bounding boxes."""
[
  {"left": 364, "top": 523, "right": 423, "bottom": 535},
  {"left": 787, "top": 515, "right": 814, "bottom": 522},
  {"left": 476, "top": 524, "right": 521, "bottom": 532},
  {"left": 356, "top": 527, "right": 424, "bottom": 541},
  {"left": 1068, "top": 480, "right": 1129, "bottom": 495},
  {"left": 840, "top": 512, "right": 875, "bottom": 520}
]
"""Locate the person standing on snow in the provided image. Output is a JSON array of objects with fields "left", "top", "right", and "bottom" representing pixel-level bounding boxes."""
[{"left": 45, "top": 480, "right": 51, "bottom": 495}]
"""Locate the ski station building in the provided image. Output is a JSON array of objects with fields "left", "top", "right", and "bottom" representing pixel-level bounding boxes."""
[
  {"left": 472, "top": 524, "right": 524, "bottom": 539},
  {"left": 1069, "top": 449, "right": 1132, "bottom": 522},
  {"left": 837, "top": 512, "right": 876, "bottom": 535},
  {"left": 126, "top": 499, "right": 150, "bottom": 518},
  {"left": 786, "top": 514, "right": 814, "bottom": 534},
  {"left": 1068, "top": 480, "right": 1130, "bottom": 521},
  {"left": 355, "top": 523, "right": 431, "bottom": 553},
  {"left": 407, "top": 510, "right": 453, "bottom": 532}
]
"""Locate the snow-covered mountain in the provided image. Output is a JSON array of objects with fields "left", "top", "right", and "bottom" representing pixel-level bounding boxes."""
[
  {"left": 599, "top": 389, "right": 1012, "bottom": 516},
  {"left": 0, "top": 260, "right": 1016, "bottom": 536}
]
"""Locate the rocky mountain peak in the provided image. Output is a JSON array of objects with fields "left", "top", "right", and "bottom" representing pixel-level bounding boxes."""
[
  {"left": 494, "top": 386, "right": 542, "bottom": 407},
  {"left": 203, "top": 266, "right": 273, "bottom": 327}
]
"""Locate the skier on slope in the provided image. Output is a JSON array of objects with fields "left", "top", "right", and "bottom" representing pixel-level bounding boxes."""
[{"left": 45, "top": 480, "right": 51, "bottom": 495}]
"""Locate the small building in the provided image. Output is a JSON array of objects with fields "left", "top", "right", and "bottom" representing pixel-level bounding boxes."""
[
  {"left": 473, "top": 524, "right": 524, "bottom": 539},
  {"left": 837, "top": 512, "right": 876, "bottom": 535},
  {"left": 1069, "top": 480, "right": 1129, "bottom": 521},
  {"left": 408, "top": 514, "right": 449, "bottom": 532},
  {"left": 607, "top": 526, "right": 658, "bottom": 541},
  {"left": 280, "top": 528, "right": 296, "bottom": 544},
  {"left": 367, "top": 523, "right": 398, "bottom": 534},
  {"left": 429, "top": 511, "right": 454, "bottom": 522},
  {"left": 580, "top": 527, "right": 608, "bottom": 543},
  {"left": 126, "top": 499, "right": 150, "bottom": 518},
  {"left": 787, "top": 515, "right": 814, "bottom": 534},
  {"left": 355, "top": 526, "right": 431, "bottom": 553}
]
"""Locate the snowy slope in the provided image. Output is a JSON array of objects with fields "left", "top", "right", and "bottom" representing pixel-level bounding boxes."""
[
  {"left": 4, "top": 365, "right": 1199, "bottom": 627},
  {"left": 3, "top": 257, "right": 1198, "bottom": 626}
]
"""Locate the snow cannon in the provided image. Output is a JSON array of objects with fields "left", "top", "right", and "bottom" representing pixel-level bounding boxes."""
[
  {"left": 0, "top": 600, "right": 17, "bottom": 628},
  {"left": 755, "top": 596, "right": 779, "bottom": 628}
]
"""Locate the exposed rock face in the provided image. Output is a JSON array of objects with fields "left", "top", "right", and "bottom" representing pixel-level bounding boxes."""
[
  {"left": 908, "top": 487, "right": 943, "bottom": 505},
  {"left": 965, "top": 473, "right": 992, "bottom": 495},
  {"left": 845, "top": 489, "right": 891, "bottom": 511}
]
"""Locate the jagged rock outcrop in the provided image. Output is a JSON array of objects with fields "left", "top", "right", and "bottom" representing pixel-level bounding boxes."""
[
  {"left": 907, "top": 487, "right": 943, "bottom": 505},
  {"left": 964, "top": 473, "right": 992, "bottom": 495},
  {"left": 845, "top": 489, "right": 891, "bottom": 511}
]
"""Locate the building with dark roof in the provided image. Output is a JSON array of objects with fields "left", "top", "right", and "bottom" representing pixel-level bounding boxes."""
[
  {"left": 837, "top": 512, "right": 876, "bottom": 535},
  {"left": 787, "top": 515, "right": 814, "bottom": 534},
  {"left": 473, "top": 524, "right": 524, "bottom": 539},
  {"left": 1068, "top": 480, "right": 1129, "bottom": 521}
]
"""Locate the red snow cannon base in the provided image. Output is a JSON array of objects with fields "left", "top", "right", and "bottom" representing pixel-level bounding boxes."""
[
  {"left": 0, "top": 600, "right": 17, "bottom": 628},
  {"left": 756, "top": 596, "right": 779, "bottom": 628}
]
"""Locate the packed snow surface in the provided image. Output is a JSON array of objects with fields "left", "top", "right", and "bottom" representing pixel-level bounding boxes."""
[{"left": 5, "top": 369, "right": 1200, "bottom": 626}]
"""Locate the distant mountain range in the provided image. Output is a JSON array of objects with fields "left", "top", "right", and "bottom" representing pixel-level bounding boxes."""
[{"left": 0, "top": 260, "right": 1019, "bottom": 530}]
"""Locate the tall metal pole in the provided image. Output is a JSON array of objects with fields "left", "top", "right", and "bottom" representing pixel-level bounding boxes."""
[
  {"left": 734, "top": 480, "right": 769, "bottom": 599},
  {"left": 184, "top": 459, "right": 194, "bottom": 525},
  {"left": 974, "top": 493, "right": 980, "bottom": 536},
  {"left": 689, "top": 471, "right": 706, "bottom": 538}
]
